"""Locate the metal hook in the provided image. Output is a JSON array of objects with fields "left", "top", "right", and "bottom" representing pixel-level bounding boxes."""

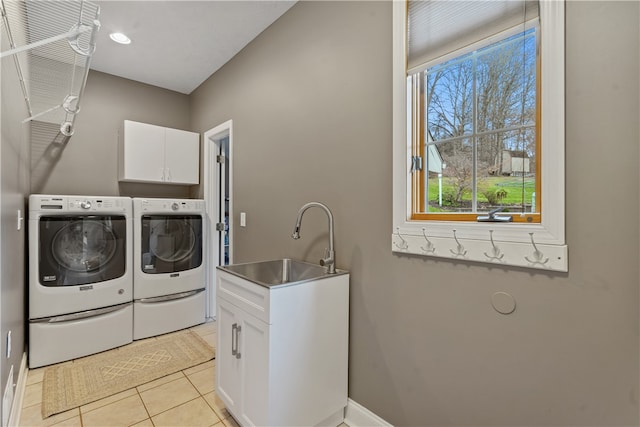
[
  {"left": 524, "top": 232, "right": 549, "bottom": 266},
  {"left": 483, "top": 230, "right": 504, "bottom": 261},
  {"left": 393, "top": 227, "right": 409, "bottom": 250},
  {"left": 450, "top": 229, "right": 467, "bottom": 257},
  {"left": 420, "top": 228, "right": 436, "bottom": 254}
]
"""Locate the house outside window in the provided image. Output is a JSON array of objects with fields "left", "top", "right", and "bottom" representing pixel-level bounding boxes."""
[{"left": 392, "top": 0, "right": 567, "bottom": 271}]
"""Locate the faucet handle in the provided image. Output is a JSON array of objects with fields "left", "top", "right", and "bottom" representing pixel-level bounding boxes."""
[{"left": 320, "top": 248, "right": 335, "bottom": 270}]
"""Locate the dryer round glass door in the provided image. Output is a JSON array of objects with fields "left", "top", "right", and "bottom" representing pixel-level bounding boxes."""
[
  {"left": 149, "top": 219, "right": 196, "bottom": 262},
  {"left": 141, "top": 215, "right": 203, "bottom": 274}
]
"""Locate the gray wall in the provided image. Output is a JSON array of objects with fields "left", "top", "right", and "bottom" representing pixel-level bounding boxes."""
[
  {"left": 1, "top": 31, "right": 31, "bottom": 422},
  {"left": 32, "top": 70, "right": 193, "bottom": 198},
  {"left": 190, "top": 1, "right": 640, "bottom": 425}
]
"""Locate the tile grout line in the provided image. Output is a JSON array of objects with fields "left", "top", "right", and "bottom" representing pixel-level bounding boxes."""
[
  {"left": 184, "top": 368, "right": 223, "bottom": 425},
  {"left": 136, "top": 384, "right": 154, "bottom": 427}
]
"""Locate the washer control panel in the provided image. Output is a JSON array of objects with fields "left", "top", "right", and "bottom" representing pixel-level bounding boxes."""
[{"left": 30, "top": 195, "right": 129, "bottom": 213}]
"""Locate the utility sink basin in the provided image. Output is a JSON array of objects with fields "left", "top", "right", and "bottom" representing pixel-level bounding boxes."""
[{"left": 217, "top": 258, "right": 347, "bottom": 288}]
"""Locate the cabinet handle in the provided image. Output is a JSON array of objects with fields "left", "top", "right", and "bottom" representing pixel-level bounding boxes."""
[
  {"left": 236, "top": 325, "right": 242, "bottom": 359},
  {"left": 231, "top": 323, "right": 237, "bottom": 356},
  {"left": 167, "top": 168, "right": 172, "bottom": 182},
  {"left": 161, "top": 168, "right": 166, "bottom": 182}
]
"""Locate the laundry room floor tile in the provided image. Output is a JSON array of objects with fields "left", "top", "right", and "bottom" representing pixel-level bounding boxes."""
[
  {"left": 203, "top": 391, "right": 230, "bottom": 422},
  {"left": 22, "top": 382, "right": 43, "bottom": 407},
  {"left": 139, "top": 376, "right": 200, "bottom": 416},
  {"left": 130, "top": 418, "right": 154, "bottom": 427},
  {"left": 25, "top": 367, "right": 45, "bottom": 385},
  {"left": 49, "top": 415, "right": 82, "bottom": 427},
  {"left": 80, "top": 394, "right": 148, "bottom": 426},
  {"left": 187, "top": 365, "right": 216, "bottom": 395},
  {"left": 151, "top": 397, "right": 220, "bottom": 427}
]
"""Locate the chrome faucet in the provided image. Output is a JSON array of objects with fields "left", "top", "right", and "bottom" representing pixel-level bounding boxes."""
[{"left": 291, "top": 202, "right": 336, "bottom": 273}]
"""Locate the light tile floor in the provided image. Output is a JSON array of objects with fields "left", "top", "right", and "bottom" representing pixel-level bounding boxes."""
[{"left": 18, "top": 321, "right": 236, "bottom": 427}]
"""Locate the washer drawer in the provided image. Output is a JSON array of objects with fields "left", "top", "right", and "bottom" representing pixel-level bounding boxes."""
[{"left": 29, "top": 303, "right": 133, "bottom": 368}]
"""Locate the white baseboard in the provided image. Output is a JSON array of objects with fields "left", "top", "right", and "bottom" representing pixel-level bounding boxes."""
[
  {"left": 8, "top": 353, "right": 27, "bottom": 427},
  {"left": 316, "top": 408, "right": 346, "bottom": 426},
  {"left": 344, "top": 399, "right": 393, "bottom": 427}
]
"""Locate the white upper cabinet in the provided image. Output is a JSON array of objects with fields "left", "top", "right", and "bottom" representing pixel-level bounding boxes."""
[{"left": 118, "top": 120, "right": 200, "bottom": 185}]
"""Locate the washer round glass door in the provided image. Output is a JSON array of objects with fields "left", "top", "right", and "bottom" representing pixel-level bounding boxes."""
[
  {"left": 38, "top": 215, "right": 127, "bottom": 286},
  {"left": 52, "top": 220, "right": 117, "bottom": 272}
]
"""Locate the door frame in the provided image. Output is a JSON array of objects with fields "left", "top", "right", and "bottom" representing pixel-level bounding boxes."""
[{"left": 203, "top": 120, "right": 233, "bottom": 320}]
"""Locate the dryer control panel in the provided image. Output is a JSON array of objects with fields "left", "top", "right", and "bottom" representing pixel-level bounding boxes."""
[{"left": 138, "top": 198, "right": 205, "bottom": 214}]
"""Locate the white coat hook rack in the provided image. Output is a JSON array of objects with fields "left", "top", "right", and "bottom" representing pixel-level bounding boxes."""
[
  {"left": 420, "top": 228, "right": 436, "bottom": 254},
  {"left": 524, "top": 232, "right": 549, "bottom": 266},
  {"left": 483, "top": 230, "right": 504, "bottom": 262},
  {"left": 450, "top": 229, "right": 467, "bottom": 258},
  {"left": 393, "top": 227, "right": 409, "bottom": 251}
]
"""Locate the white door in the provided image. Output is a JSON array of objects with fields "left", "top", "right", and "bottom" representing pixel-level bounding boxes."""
[
  {"left": 216, "top": 298, "right": 242, "bottom": 415},
  {"left": 204, "top": 120, "right": 233, "bottom": 319},
  {"left": 122, "top": 120, "right": 165, "bottom": 182},
  {"left": 238, "top": 312, "right": 270, "bottom": 427},
  {"left": 165, "top": 127, "right": 199, "bottom": 184}
]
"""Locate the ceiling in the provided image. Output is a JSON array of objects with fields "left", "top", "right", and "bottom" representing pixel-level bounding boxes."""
[{"left": 90, "top": 1, "right": 297, "bottom": 94}]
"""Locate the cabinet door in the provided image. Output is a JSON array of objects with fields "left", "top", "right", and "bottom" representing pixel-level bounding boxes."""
[
  {"left": 216, "top": 299, "right": 242, "bottom": 416},
  {"left": 165, "top": 127, "right": 199, "bottom": 184},
  {"left": 121, "top": 121, "right": 166, "bottom": 183},
  {"left": 238, "top": 313, "right": 270, "bottom": 427}
]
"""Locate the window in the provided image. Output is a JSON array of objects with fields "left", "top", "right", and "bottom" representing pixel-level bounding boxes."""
[
  {"left": 392, "top": 0, "right": 567, "bottom": 271},
  {"left": 413, "top": 28, "right": 539, "bottom": 222}
]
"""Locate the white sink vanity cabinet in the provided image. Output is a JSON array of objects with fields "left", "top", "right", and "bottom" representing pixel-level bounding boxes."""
[{"left": 216, "top": 260, "right": 349, "bottom": 427}]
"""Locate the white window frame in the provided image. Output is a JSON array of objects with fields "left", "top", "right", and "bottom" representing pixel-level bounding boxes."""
[{"left": 392, "top": 0, "right": 567, "bottom": 271}]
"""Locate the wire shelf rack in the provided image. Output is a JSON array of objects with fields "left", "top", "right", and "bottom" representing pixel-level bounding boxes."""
[{"left": 1, "top": 0, "right": 100, "bottom": 136}]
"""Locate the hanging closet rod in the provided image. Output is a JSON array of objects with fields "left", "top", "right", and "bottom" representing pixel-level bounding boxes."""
[
  {"left": 0, "top": 0, "right": 100, "bottom": 136},
  {"left": 0, "top": 25, "right": 93, "bottom": 59}
]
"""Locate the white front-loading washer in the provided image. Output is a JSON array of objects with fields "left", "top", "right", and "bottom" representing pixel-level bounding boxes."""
[
  {"left": 133, "top": 198, "right": 206, "bottom": 340},
  {"left": 28, "top": 195, "right": 133, "bottom": 368}
]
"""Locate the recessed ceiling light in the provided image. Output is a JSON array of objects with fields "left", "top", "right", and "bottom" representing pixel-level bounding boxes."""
[{"left": 109, "top": 32, "right": 131, "bottom": 45}]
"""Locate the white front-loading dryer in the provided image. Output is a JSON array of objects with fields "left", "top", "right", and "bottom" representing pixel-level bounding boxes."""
[
  {"left": 28, "top": 195, "right": 133, "bottom": 367},
  {"left": 132, "top": 198, "right": 206, "bottom": 339}
]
